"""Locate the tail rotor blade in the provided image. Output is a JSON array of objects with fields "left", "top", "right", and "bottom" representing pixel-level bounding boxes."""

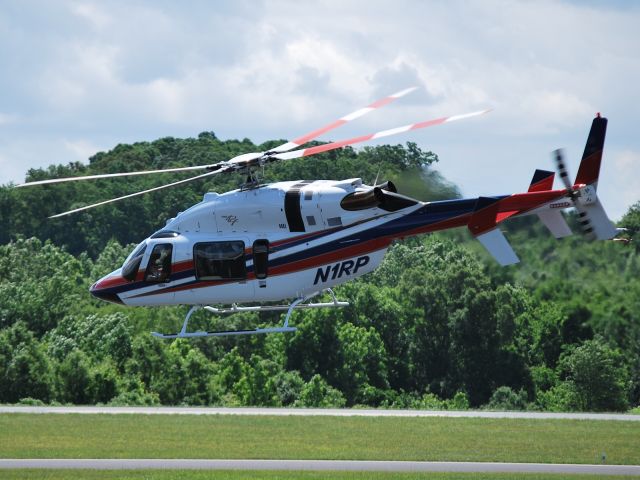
[
  {"left": 575, "top": 207, "right": 596, "bottom": 240},
  {"left": 267, "top": 86, "right": 419, "bottom": 154},
  {"left": 553, "top": 149, "right": 573, "bottom": 191}
]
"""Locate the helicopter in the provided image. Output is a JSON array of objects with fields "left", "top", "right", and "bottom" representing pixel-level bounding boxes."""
[{"left": 16, "top": 88, "right": 621, "bottom": 338}]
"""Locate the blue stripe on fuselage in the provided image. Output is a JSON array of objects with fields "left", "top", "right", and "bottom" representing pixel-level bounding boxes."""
[{"left": 268, "top": 197, "right": 489, "bottom": 268}]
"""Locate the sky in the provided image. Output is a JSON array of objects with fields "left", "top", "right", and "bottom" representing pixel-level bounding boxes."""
[{"left": 1, "top": 0, "right": 638, "bottom": 219}]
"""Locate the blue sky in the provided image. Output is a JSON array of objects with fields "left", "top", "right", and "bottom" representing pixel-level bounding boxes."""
[{"left": 1, "top": 0, "right": 638, "bottom": 218}]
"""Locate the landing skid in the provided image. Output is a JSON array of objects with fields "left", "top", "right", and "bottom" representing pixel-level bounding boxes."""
[{"left": 151, "top": 289, "right": 348, "bottom": 339}]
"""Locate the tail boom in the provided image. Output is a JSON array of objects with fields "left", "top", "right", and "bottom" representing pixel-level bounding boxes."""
[{"left": 466, "top": 113, "right": 616, "bottom": 264}]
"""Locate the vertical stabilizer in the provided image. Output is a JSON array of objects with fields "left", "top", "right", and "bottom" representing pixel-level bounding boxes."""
[{"left": 574, "top": 115, "right": 607, "bottom": 190}]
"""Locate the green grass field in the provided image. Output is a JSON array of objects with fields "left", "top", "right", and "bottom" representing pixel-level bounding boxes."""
[
  {"left": 1, "top": 472, "right": 639, "bottom": 480},
  {"left": 1, "top": 414, "right": 638, "bottom": 465}
]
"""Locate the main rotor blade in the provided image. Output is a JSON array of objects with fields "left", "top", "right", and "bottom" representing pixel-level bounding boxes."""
[
  {"left": 16, "top": 164, "right": 219, "bottom": 188},
  {"left": 267, "top": 86, "right": 418, "bottom": 154},
  {"left": 272, "top": 109, "right": 491, "bottom": 161},
  {"left": 48, "top": 168, "right": 227, "bottom": 218}
]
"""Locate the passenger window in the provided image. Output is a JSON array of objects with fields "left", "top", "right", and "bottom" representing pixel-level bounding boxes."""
[
  {"left": 253, "top": 239, "right": 269, "bottom": 280},
  {"left": 145, "top": 244, "right": 173, "bottom": 283},
  {"left": 194, "top": 241, "right": 246, "bottom": 280}
]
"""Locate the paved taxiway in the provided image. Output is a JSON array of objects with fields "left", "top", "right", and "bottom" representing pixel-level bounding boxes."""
[
  {"left": 2, "top": 405, "right": 639, "bottom": 420},
  {"left": 1, "top": 459, "right": 639, "bottom": 475}
]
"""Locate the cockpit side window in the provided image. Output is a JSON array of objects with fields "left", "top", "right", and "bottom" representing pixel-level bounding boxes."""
[
  {"left": 145, "top": 244, "right": 173, "bottom": 283},
  {"left": 122, "top": 243, "right": 147, "bottom": 282},
  {"left": 194, "top": 241, "right": 246, "bottom": 280}
]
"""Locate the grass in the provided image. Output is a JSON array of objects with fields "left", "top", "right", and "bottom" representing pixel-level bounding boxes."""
[
  {"left": 1, "top": 472, "right": 639, "bottom": 480},
  {"left": 0, "top": 414, "right": 639, "bottom": 465}
]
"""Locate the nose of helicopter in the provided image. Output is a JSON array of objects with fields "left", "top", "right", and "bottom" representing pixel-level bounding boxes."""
[{"left": 90, "top": 271, "right": 125, "bottom": 305}]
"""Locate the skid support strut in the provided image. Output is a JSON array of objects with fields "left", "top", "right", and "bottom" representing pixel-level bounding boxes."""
[{"left": 151, "top": 289, "right": 348, "bottom": 339}]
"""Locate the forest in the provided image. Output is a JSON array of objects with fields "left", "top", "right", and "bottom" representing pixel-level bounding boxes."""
[{"left": 0, "top": 133, "right": 638, "bottom": 412}]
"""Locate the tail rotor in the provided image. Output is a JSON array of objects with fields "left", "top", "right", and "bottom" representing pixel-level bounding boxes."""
[{"left": 553, "top": 148, "right": 596, "bottom": 239}]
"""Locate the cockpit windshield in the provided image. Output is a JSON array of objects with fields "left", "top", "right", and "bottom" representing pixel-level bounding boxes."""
[
  {"left": 123, "top": 241, "right": 147, "bottom": 267},
  {"left": 122, "top": 241, "right": 147, "bottom": 281}
]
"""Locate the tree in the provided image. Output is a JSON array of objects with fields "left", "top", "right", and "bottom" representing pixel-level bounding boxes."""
[
  {"left": 0, "top": 322, "right": 53, "bottom": 403},
  {"left": 557, "top": 338, "right": 629, "bottom": 412},
  {"left": 335, "top": 322, "right": 389, "bottom": 405},
  {"left": 272, "top": 370, "right": 305, "bottom": 406},
  {"left": 90, "top": 359, "right": 120, "bottom": 404},
  {"left": 284, "top": 308, "right": 343, "bottom": 383},
  {"left": 295, "top": 374, "right": 346, "bottom": 408},
  {"left": 349, "top": 282, "right": 412, "bottom": 391},
  {"left": 0, "top": 238, "right": 92, "bottom": 335},
  {"left": 619, "top": 200, "right": 640, "bottom": 250},
  {"left": 182, "top": 348, "right": 213, "bottom": 405},
  {"left": 486, "top": 386, "right": 528, "bottom": 411},
  {"left": 56, "top": 349, "right": 93, "bottom": 404},
  {"left": 47, "top": 313, "right": 133, "bottom": 368}
]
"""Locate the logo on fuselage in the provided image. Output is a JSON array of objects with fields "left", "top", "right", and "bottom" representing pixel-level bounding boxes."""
[
  {"left": 222, "top": 215, "right": 239, "bottom": 226},
  {"left": 313, "top": 256, "right": 370, "bottom": 285}
]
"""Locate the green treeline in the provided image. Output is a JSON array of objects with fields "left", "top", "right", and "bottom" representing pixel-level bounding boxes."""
[{"left": 0, "top": 135, "right": 638, "bottom": 411}]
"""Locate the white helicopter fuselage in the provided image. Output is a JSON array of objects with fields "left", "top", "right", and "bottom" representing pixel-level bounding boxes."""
[{"left": 91, "top": 178, "right": 419, "bottom": 306}]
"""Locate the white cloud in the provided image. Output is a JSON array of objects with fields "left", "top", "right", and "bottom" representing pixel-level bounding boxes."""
[
  {"left": 69, "top": 1, "right": 112, "bottom": 30},
  {"left": 63, "top": 138, "right": 103, "bottom": 162}
]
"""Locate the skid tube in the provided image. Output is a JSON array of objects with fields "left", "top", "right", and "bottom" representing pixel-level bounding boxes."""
[{"left": 151, "top": 289, "right": 348, "bottom": 339}]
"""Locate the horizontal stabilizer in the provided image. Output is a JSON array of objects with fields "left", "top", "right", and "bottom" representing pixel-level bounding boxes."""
[
  {"left": 476, "top": 228, "right": 520, "bottom": 266},
  {"left": 537, "top": 210, "right": 572, "bottom": 238},
  {"left": 528, "top": 170, "right": 555, "bottom": 192}
]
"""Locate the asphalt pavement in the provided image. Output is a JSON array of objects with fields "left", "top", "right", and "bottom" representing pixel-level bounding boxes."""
[
  {"left": 2, "top": 405, "right": 639, "bottom": 420},
  {"left": 0, "top": 459, "right": 639, "bottom": 475}
]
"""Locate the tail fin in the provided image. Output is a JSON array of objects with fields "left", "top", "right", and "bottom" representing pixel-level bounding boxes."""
[{"left": 574, "top": 114, "right": 607, "bottom": 190}]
